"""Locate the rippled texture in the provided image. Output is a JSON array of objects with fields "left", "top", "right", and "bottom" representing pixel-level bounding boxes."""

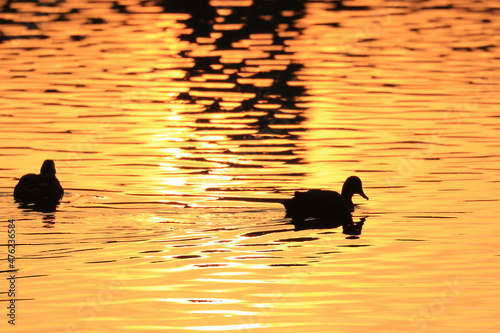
[{"left": 0, "top": 0, "right": 499, "bottom": 332}]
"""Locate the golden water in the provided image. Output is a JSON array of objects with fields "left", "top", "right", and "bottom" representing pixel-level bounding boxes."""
[{"left": 0, "top": 0, "right": 499, "bottom": 332}]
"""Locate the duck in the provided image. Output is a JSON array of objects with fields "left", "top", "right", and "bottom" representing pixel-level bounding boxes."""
[
  {"left": 282, "top": 176, "right": 368, "bottom": 224},
  {"left": 14, "top": 160, "right": 64, "bottom": 210}
]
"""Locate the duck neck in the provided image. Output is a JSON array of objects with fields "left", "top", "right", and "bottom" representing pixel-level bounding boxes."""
[{"left": 340, "top": 188, "right": 355, "bottom": 207}]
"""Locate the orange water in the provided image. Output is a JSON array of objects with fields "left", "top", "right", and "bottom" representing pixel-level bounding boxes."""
[{"left": 0, "top": 0, "right": 499, "bottom": 332}]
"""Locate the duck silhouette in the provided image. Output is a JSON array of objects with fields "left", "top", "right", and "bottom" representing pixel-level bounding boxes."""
[
  {"left": 282, "top": 176, "right": 368, "bottom": 226},
  {"left": 14, "top": 160, "right": 64, "bottom": 210}
]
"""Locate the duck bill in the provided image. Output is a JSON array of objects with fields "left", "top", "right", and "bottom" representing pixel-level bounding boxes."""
[{"left": 359, "top": 190, "right": 369, "bottom": 200}]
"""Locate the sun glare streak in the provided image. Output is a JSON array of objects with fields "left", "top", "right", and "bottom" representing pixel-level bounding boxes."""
[
  {"left": 190, "top": 310, "right": 256, "bottom": 315},
  {"left": 186, "top": 323, "right": 268, "bottom": 331},
  {"left": 162, "top": 298, "right": 242, "bottom": 304}
]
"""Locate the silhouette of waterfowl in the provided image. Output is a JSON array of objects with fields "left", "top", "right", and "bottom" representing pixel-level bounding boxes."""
[
  {"left": 282, "top": 176, "right": 368, "bottom": 229},
  {"left": 14, "top": 160, "right": 64, "bottom": 211}
]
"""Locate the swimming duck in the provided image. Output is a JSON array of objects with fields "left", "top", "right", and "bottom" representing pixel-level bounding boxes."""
[
  {"left": 14, "top": 160, "right": 64, "bottom": 209},
  {"left": 282, "top": 176, "right": 368, "bottom": 223}
]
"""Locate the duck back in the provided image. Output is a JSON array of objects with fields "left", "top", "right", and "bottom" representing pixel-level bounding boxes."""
[
  {"left": 283, "top": 189, "right": 351, "bottom": 222},
  {"left": 14, "top": 173, "right": 63, "bottom": 204}
]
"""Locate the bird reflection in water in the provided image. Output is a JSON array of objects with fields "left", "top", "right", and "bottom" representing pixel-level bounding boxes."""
[
  {"left": 42, "top": 214, "right": 57, "bottom": 228},
  {"left": 292, "top": 216, "right": 367, "bottom": 239}
]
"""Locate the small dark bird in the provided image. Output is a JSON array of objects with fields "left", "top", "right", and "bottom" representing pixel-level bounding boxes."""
[
  {"left": 14, "top": 160, "right": 64, "bottom": 210},
  {"left": 282, "top": 176, "right": 368, "bottom": 224}
]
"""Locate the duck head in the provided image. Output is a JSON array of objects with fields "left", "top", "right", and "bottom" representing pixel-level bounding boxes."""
[
  {"left": 341, "top": 176, "right": 369, "bottom": 201},
  {"left": 40, "top": 160, "right": 57, "bottom": 175}
]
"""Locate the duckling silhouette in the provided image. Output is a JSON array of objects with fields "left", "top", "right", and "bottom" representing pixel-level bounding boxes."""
[
  {"left": 14, "top": 160, "right": 64, "bottom": 210},
  {"left": 282, "top": 176, "right": 368, "bottom": 225}
]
